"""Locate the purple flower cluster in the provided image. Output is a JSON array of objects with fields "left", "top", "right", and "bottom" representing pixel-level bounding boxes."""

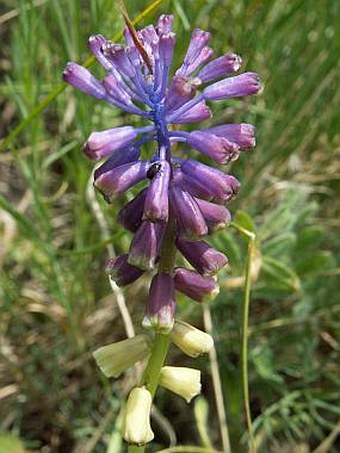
[{"left": 63, "top": 15, "right": 261, "bottom": 332}]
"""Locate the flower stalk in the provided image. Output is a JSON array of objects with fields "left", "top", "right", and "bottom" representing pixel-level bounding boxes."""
[{"left": 126, "top": 217, "right": 176, "bottom": 452}]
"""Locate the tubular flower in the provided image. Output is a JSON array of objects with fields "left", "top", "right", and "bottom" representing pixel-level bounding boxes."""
[
  {"left": 159, "top": 366, "right": 202, "bottom": 402},
  {"left": 124, "top": 387, "right": 154, "bottom": 445},
  {"left": 170, "top": 320, "right": 214, "bottom": 357},
  {"left": 63, "top": 15, "right": 261, "bottom": 331},
  {"left": 92, "top": 334, "right": 151, "bottom": 377}
]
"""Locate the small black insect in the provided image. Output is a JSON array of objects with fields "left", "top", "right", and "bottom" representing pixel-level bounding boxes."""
[{"left": 147, "top": 162, "right": 162, "bottom": 179}]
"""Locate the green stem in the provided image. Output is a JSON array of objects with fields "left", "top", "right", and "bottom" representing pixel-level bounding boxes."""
[
  {"left": 230, "top": 222, "right": 256, "bottom": 453},
  {"left": 158, "top": 214, "right": 176, "bottom": 274},
  {"left": 128, "top": 445, "right": 143, "bottom": 453},
  {"left": 128, "top": 217, "right": 176, "bottom": 453},
  {"left": 142, "top": 333, "right": 170, "bottom": 397}
]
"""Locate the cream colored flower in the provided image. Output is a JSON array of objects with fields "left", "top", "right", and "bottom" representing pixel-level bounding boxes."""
[
  {"left": 170, "top": 320, "right": 214, "bottom": 358},
  {"left": 92, "top": 334, "right": 151, "bottom": 378},
  {"left": 124, "top": 387, "right": 154, "bottom": 445},
  {"left": 159, "top": 366, "right": 201, "bottom": 403}
]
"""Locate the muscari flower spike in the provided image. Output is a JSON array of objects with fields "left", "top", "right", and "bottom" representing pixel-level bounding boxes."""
[{"left": 63, "top": 15, "right": 261, "bottom": 332}]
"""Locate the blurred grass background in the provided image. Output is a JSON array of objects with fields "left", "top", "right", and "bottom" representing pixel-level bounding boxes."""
[{"left": 0, "top": 0, "right": 339, "bottom": 452}]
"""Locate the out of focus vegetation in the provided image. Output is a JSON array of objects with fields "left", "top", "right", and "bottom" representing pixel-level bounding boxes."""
[{"left": 0, "top": 0, "right": 339, "bottom": 451}]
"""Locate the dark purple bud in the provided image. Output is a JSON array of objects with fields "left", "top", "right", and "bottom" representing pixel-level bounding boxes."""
[
  {"left": 128, "top": 221, "right": 166, "bottom": 270},
  {"left": 63, "top": 62, "right": 105, "bottom": 99},
  {"left": 165, "top": 76, "right": 201, "bottom": 111},
  {"left": 187, "top": 131, "right": 240, "bottom": 164},
  {"left": 142, "top": 273, "right": 176, "bottom": 333},
  {"left": 117, "top": 189, "right": 147, "bottom": 233},
  {"left": 203, "top": 123, "right": 256, "bottom": 149},
  {"left": 144, "top": 161, "right": 170, "bottom": 223},
  {"left": 180, "top": 159, "right": 240, "bottom": 203},
  {"left": 173, "top": 168, "right": 214, "bottom": 201},
  {"left": 170, "top": 187, "right": 208, "bottom": 239},
  {"left": 94, "top": 146, "right": 140, "bottom": 179},
  {"left": 83, "top": 126, "right": 137, "bottom": 161},
  {"left": 195, "top": 198, "right": 231, "bottom": 232},
  {"left": 197, "top": 52, "right": 242, "bottom": 82},
  {"left": 94, "top": 161, "right": 148, "bottom": 203},
  {"left": 106, "top": 254, "right": 144, "bottom": 287},
  {"left": 88, "top": 34, "right": 113, "bottom": 71},
  {"left": 177, "top": 238, "right": 228, "bottom": 277},
  {"left": 204, "top": 72, "right": 262, "bottom": 100},
  {"left": 169, "top": 101, "right": 212, "bottom": 124},
  {"left": 174, "top": 268, "right": 219, "bottom": 302},
  {"left": 177, "top": 29, "right": 211, "bottom": 76},
  {"left": 156, "top": 15, "right": 174, "bottom": 34}
]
